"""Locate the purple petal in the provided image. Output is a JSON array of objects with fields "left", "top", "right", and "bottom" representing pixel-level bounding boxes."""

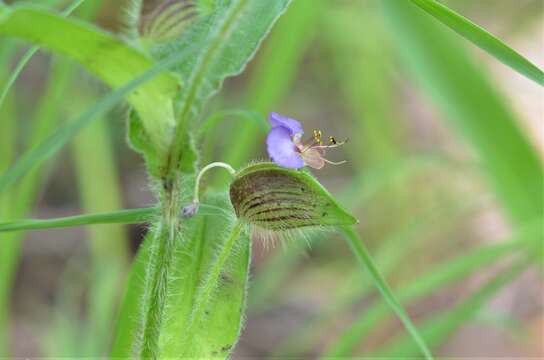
[
  {"left": 269, "top": 112, "right": 304, "bottom": 136},
  {"left": 266, "top": 126, "right": 304, "bottom": 169}
]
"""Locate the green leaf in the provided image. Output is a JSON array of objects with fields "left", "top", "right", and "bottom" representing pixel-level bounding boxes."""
[
  {"left": 154, "top": 0, "right": 292, "bottom": 178},
  {"left": 0, "top": 37, "right": 198, "bottom": 194},
  {"left": 126, "top": 110, "right": 162, "bottom": 174},
  {"left": 409, "top": 0, "right": 544, "bottom": 86},
  {"left": 229, "top": 163, "right": 357, "bottom": 230},
  {"left": 382, "top": 0, "right": 544, "bottom": 226},
  {"left": 136, "top": 194, "right": 251, "bottom": 358},
  {"left": 340, "top": 226, "right": 433, "bottom": 360},
  {"left": 161, "top": 219, "right": 249, "bottom": 358},
  {"left": 0, "top": 4, "right": 180, "bottom": 147}
]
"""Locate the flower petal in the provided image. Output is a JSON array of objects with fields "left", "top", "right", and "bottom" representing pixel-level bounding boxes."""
[
  {"left": 266, "top": 126, "right": 304, "bottom": 169},
  {"left": 269, "top": 112, "right": 304, "bottom": 136},
  {"left": 301, "top": 148, "right": 325, "bottom": 169}
]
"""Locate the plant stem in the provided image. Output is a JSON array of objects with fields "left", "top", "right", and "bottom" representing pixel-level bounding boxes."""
[
  {"left": 339, "top": 225, "right": 434, "bottom": 360},
  {"left": 140, "top": 183, "right": 182, "bottom": 358}
]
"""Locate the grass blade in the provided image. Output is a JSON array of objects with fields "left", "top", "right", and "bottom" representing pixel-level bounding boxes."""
[
  {"left": 0, "top": 204, "right": 226, "bottom": 232},
  {"left": 409, "top": 0, "right": 544, "bottom": 85},
  {"left": 70, "top": 109, "right": 129, "bottom": 355},
  {"left": 0, "top": 208, "right": 155, "bottom": 232},
  {"left": 382, "top": 0, "right": 544, "bottom": 226},
  {"left": 0, "top": 0, "right": 86, "bottom": 110},
  {"left": 339, "top": 226, "right": 434, "bottom": 360},
  {"left": 0, "top": 57, "right": 80, "bottom": 358}
]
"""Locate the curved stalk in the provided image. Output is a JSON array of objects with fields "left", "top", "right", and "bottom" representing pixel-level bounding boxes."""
[{"left": 183, "top": 162, "right": 236, "bottom": 218}]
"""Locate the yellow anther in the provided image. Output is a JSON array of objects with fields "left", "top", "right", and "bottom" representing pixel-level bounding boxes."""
[{"left": 313, "top": 129, "right": 323, "bottom": 145}]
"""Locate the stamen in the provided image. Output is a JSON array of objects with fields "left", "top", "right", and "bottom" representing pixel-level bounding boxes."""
[
  {"left": 322, "top": 158, "right": 347, "bottom": 165},
  {"left": 313, "top": 129, "right": 323, "bottom": 145},
  {"left": 311, "top": 138, "right": 348, "bottom": 150},
  {"left": 300, "top": 138, "right": 321, "bottom": 153}
]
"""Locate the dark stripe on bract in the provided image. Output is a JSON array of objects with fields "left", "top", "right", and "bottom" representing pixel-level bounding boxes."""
[
  {"left": 249, "top": 207, "right": 312, "bottom": 217},
  {"left": 243, "top": 196, "right": 314, "bottom": 214},
  {"left": 239, "top": 190, "right": 305, "bottom": 211}
]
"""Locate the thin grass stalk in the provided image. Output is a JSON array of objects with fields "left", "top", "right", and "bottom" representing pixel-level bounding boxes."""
[
  {"left": 340, "top": 225, "right": 434, "bottom": 360},
  {"left": 72, "top": 112, "right": 130, "bottom": 354},
  {"left": 409, "top": 0, "right": 544, "bottom": 85},
  {"left": 0, "top": 0, "right": 86, "bottom": 111},
  {"left": 0, "top": 59, "right": 77, "bottom": 356}
]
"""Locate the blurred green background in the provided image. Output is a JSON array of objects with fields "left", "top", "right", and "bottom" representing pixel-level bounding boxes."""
[{"left": 0, "top": 0, "right": 542, "bottom": 358}]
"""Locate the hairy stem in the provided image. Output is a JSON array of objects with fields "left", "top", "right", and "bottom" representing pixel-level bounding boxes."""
[{"left": 139, "top": 181, "right": 182, "bottom": 358}]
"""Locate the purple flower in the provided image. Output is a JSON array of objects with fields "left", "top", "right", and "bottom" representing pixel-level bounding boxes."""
[{"left": 266, "top": 112, "right": 347, "bottom": 170}]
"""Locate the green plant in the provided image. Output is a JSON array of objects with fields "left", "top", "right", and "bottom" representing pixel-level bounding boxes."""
[{"left": 0, "top": 0, "right": 541, "bottom": 358}]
